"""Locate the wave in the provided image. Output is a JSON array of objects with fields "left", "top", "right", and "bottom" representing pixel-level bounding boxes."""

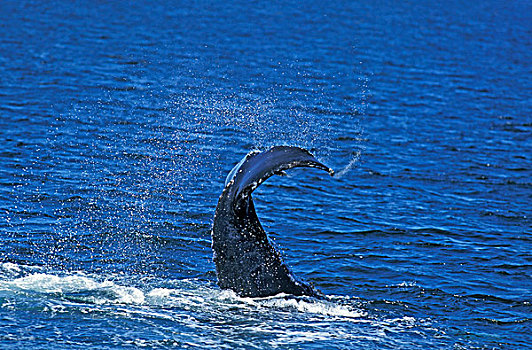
[
  {"left": 0, "top": 264, "right": 144, "bottom": 305},
  {"left": 0, "top": 262, "right": 363, "bottom": 319},
  {"left": 2, "top": 263, "right": 492, "bottom": 349}
]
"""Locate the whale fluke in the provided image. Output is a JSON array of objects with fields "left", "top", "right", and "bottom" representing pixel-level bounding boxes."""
[{"left": 211, "top": 146, "right": 333, "bottom": 297}]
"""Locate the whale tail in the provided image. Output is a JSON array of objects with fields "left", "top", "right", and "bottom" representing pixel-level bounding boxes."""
[{"left": 212, "top": 146, "right": 333, "bottom": 297}]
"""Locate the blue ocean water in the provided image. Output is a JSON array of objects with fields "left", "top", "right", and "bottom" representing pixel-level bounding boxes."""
[{"left": 1, "top": 0, "right": 530, "bottom": 348}]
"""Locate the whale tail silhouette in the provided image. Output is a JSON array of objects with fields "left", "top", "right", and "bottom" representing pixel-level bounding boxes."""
[{"left": 212, "top": 146, "right": 333, "bottom": 297}]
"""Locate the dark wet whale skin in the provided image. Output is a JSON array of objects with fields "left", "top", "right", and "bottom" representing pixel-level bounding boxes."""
[{"left": 211, "top": 146, "right": 333, "bottom": 297}]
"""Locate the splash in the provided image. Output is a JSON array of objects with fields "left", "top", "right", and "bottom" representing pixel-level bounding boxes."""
[
  {"left": 0, "top": 269, "right": 145, "bottom": 305},
  {"left": 0, "top": 263, "right": 364, "bottom": 320},
  {"left": 216, "top": 289, "right": 365, "bottom": 319},
  {"left": 258, "top": 296, "right": 365, "bottom": 318},
  {"left": 0, "top": 263, "right": 445, "bottom": 349},
  {"left": 333, "top": 151, "right": 361, "bottom": 179}
]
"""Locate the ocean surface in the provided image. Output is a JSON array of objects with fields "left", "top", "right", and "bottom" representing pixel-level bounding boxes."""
[{"left": 1, "top": 1, "right": 530, "bottom": 349}]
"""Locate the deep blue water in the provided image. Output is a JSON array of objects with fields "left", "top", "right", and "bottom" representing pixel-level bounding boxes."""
[{"left": 1, "top": 0, "right": 531, "bottom": 348}]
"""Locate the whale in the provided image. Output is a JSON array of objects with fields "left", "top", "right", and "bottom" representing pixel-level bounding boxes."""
[{"left": 211, "top": 146, "right": 334, "bottom": 297}]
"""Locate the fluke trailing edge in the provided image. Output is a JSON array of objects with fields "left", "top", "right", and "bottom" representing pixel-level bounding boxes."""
[{"left": 211, "top": 146, "right": 334, "bottom": 297}]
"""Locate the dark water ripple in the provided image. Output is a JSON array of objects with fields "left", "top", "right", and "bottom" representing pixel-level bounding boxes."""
[{"left": 1, "top": 0, "right": 531, "bottom": 349}]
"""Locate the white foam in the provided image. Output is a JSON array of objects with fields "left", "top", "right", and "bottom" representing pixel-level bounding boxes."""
[
  {"left": 0, "top": 264, "right": 365, "bottom": 324},
  {"left": 214, "top": 290, "right": 365, "bottom": 319},
  {"left": 0, "top": 262, "right": 43, "bottom": 277},
  {"left": 1, "top": 273, "right": 145, "bottom": 305},
  {"left": 260, "top": 297, "right": 366, "bottom": 318},
  {"left": 147, "top": 287, "right": 173, "bottom": 299},
  {"left": 2, "top": 262, "right": 21, "bottom": 272},
  {"left": 0, "top": 263, "right": 21, "bottom": 278}
]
